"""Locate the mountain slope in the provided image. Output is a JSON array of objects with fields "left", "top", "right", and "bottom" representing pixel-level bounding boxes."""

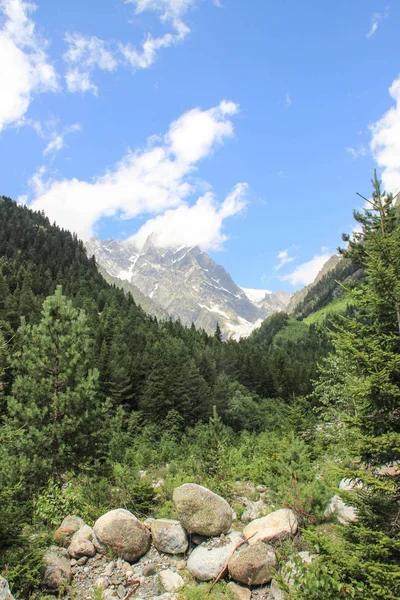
[{"left": 86, "top": 237, "right": 290, "bottom": 337}]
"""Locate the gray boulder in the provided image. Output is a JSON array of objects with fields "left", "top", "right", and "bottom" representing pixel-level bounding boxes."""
[
  {"left": 0, "top": 577, "right": 15, "bottom": 600},
  {"left": 228, "top": 541, "right": 276, "bottom": 585},
  {"left": 173, "top": 483, "right": 232, "bottom": 536},
  {"left": 42, "top": 546, "right": 72, "bottom": 592},
  {"left": 151, "top": 519, "right": 188, "bottom": 554},
  {"left": 94, "top": 508, "right": 151, "bottom": 562},
  {"left": 187, "top": 532, "right": 243, "bottom": 581}
]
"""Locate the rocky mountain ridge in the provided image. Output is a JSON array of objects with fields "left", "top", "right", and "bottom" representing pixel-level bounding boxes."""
[{"left": 85, "top": 237, "right": 290, "bottom": 338}]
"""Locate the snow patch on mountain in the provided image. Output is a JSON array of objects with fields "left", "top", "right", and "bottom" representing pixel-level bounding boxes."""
[{"left": 240, "top": 287, "right": 272, "bottom": 304}]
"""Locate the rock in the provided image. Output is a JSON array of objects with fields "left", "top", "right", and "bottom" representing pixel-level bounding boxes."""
[
  {"left": 104, "top": 561, "right": 115, "bottom": 577},
  {"left": 226, "top": 581, "right": 252, "bottom": 599},
  {"left": 186, "top": 532, "right": 243, "bottom": 581},
  {"left": 95, "top": 577, "right": 109, "bottom": 589},
  {"left": 228, "top": 541, "right": 276, "bottom": 585},
  {"left": 143, "top": 563, "right": 157, "bottom": 576},
  {"left": 71, "top": 524, "right": 103, "bottom": 552},
  {"left": 339, "top": 478, "right": 363, "bottom": 491},
  {"left": 68, "top": 538, "right": 96, "bottom": 559},
  {"left": 243, "top": 508, "right": 298, "bottom": 544},
  {"left": 151, "top": 519, "right": 189, "bottom": 554},
  {"left": 241, "top": 499, "right": 265, "bottom": 523},
  {"left": 152, "top": 478, "right": 165, "bottom": 489},
  {"left": 159, "top": 570, "right": 185, "bottom": 592},
  {"left": 269, "top": 579, "right": 283, "bottom": 600},
  {"left": 94, "top": 508, "right": 151, "bottom": 562},
  {"left": 0, "top": 577, "right": 15, "bottom": 600},
  {"left": 173, "top": 483, "right": 232, "bottom": 536},
  {"left": 43, "top": 546, "right": 73, "bottom": 592},
  {"left": 325, "top": 495, "right": 357, "bottom": 524},
  {"left": 55, "top": 515, "right": 85, "bottom": 543},
  {"left": 139, "top": 470, "right": 148, "bottom": 479},
  {"left": 117, "top": 584, "right": 126, "bottom": 598},
  {"left": 176, "top": 560, "right": 186, "bottom": 570},
  {"left": 191, "top": 534, "right": 208, "bottom": 545},
  {"left": 144, "top": 518, "right": 155, "bottom": 529},
  {"left": 76, "top": 556, "right": 88, "bottom": 566}
]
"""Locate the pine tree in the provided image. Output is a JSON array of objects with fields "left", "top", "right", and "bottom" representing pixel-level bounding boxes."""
[
  {"left": 312, "top": 174, "right": 400, "bottom": 597},
  {"left": 2, "top": 286, "right": 109, "bottom": 488}
]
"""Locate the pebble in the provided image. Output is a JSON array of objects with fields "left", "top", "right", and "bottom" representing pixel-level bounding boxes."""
[
  {"left": 117, "top": 584, "right": 126, "bottom": 598},
  {"left": 143, "top": 563, "right": 157, "bottom": 576},
  {"left": 104, "top": 561, "right": 115, "bottom": 577}
]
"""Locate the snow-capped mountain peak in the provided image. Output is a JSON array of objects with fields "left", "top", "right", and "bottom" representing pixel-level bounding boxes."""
[{"left": 85, "top": 236, "right": 290, "bottom": 338}]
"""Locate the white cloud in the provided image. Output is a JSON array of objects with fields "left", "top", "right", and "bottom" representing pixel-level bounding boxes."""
[
  {"left": 128, "top": 183, "right": 248, "bottom": 250},
  {"left": 0, "top": 0, "right": 58, "bottom": 131},
  {"left": 281, "top": 251, "right": 331, "bottom": 286},
  {"left": 366, "top": 9, "right": 388, "bottom": 39},
  {"left": 274, "top": 249, "right": 295, "bottom": 271},
  {"left": 64, "top": 0, "right": 203, "bottom": 93},
  {"left": 345, "top": 145, "right": 367, "bottom": 160},
  {"left": 370, "top": 74, "right": 400, "bottom": 194},
  {"left": 64, "top": 33, "right": 118, "bottom": 94},
  {"left": 28, "top": 101, "right": 244, "bottom": 243},
  {"left": 285, "top": 92, "right": 291, "bottom": 108},
  {"left": 43, "top": 123, "right": 81, "bottom": 156}
]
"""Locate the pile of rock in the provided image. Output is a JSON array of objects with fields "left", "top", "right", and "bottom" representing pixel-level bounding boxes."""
[{"left": 39, "top": 483, "right": 304, "bottom": 599}]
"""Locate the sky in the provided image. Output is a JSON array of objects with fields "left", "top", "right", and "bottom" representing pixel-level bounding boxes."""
[{"left": 1, "top": 0, "right": 400, "bottom": 292}]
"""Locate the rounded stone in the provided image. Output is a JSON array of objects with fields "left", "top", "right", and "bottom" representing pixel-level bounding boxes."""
[
  {"left": 173, "top": 483, "right": 232, "bottom": 536},
  {"left": 228, "top": 541, "right": 276, "bottom": 585},
  {"left": 243, "top": 508, "right": 298, "bottom": 544},
  {"left": 93, "top": 508, "right": 151, "bottom": 563},
  {"left": 151, "top": 519, "right": 188, "bottom": 554},
  {"left": 186, "top": 532, "right": 243, "bottom": 581}
]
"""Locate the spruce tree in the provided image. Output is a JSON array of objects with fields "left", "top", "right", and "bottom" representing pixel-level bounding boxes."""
[
  {"left": 312, "top": 174, "right": 400, "bottom": 598},
  {"left": 2, "top": 286, "right": 109, "bottom": 488}
]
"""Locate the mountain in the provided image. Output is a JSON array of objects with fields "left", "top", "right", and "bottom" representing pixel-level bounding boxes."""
[
  {"left": 286, "top": 254, "right": 363, "bottom": 320},
  {"left": 85, "top": 237, "right": 290, "bottom": 338}
]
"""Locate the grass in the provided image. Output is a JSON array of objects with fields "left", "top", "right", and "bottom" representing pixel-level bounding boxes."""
[{"left": 303, "top": 296, "right": 352, "bottom": 326}]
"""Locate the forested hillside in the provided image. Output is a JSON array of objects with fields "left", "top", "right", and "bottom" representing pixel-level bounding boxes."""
[{"left": 0, "top": 176, "right": 399, "bottom": 600}]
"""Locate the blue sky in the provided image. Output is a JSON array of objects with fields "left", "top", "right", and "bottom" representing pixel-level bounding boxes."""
[{"left": 1, "top": 0, "right": 400, "bottom": 292}]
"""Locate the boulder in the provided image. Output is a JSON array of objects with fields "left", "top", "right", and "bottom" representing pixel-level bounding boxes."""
[
  {"left": 71, "top": 524, "right": 103, "bottom": 553},
  {"left": 68, "top": 537, "right": 96, "bottom": 559},
  {"left": 243, "top": 508, "right": 298, "bottom": 544},
  {"left": 226, "top": 581, "right": 252, "bottom": 599},
  {"left": 0, "top": 577, "right": 15, "bottom": 600},
  {"left": 228, "top": 541, "right": 276, "bottom": 585},
  {"left": 55, "top": 515, "right": 85, "bottom": 544},
  {"left": 241, "top": 498, "right": 265, "bottom": 523},
  {"left": 159, "top": 570, "right": 185, "bottom": 592},
  {"left": 325, "top": 495, "right": 357, "bottom": 524},
  {"left": 186, "top": 532, "right": 243, "bottom": 581},
  {"left": 173, "top": 483, "right": 232, "bottom": 536},
  {"left": 151, "top": 519, "right": 188, "bottom": 554},
  {"left": 42, "top": 546, "right": 72, "bottom": 592},
  {"left": 93, "top": 508, "right": 151, "bottom": 562}
]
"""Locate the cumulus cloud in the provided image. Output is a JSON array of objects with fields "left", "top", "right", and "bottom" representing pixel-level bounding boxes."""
[
  {"left": 28, "top": 100, "right": 244, "bottom": 244},
  {"left": 370, "top": 75, "right": 400, "bottom": 194},
  {"left": 281, "top": 250, "right": 331, "bottom": 286},
  {"left": 274, "top": 249, "right": 295, "bottom": 271},
  {"left": 64, "top": 33, "right": 118, "bottom": 94},
  {"left": 366, "top": 8, "right": 388, "bottom": 39},
  {"left": 0, "top": 0, "right": 58, "bottom": 131},
  {"left": 128, "top": 183, "right": 248, "bottom": 250}
]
